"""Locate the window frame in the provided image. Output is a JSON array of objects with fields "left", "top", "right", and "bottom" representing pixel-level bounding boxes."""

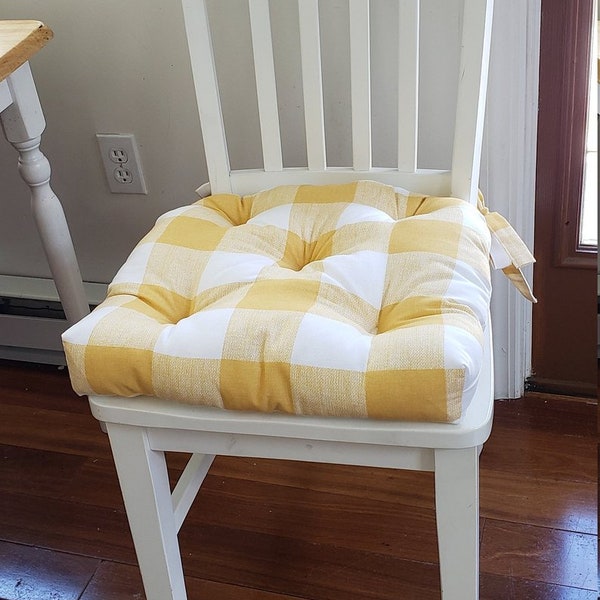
[{"left": 554, "top": 1, "right": 597, "bottom": 269}]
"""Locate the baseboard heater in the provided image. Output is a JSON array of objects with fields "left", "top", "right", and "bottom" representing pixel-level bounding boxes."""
[{"left": 0, "top": 275, "right": 107, "bottom": 365}]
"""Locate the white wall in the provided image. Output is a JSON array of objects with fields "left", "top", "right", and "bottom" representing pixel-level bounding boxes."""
[
  {"left": 0, "top": 0, "right": 206, "bottom": 283},
  {"left": 0, "top": 1, "right": 540, "bottom": 395}
]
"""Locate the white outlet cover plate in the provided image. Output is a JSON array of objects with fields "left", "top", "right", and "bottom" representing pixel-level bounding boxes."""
[{"left": 96, "top": 133, "right": 148, "bottom": 194}]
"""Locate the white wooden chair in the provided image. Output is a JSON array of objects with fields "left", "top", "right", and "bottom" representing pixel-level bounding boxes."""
[{"left": 28, "top": 2, "right": 497, "bottom": 598}]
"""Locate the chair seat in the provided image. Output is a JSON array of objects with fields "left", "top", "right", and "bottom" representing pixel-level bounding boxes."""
[{"left": 63, "top": 180, "right": 493, "bottom": 422}]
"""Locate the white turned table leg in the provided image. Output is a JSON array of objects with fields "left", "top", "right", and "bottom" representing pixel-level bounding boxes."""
[{"left": 1, "top": 62, "right": 89, "bottom": 324}]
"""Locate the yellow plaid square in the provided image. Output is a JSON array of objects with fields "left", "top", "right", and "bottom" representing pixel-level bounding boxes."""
[
  {"left": 237, "top": 279, "right": 320, "bottom": 312},
  {"left": 85, "top": 346, "right": 155, "bottom": 397},
  {"left": 365, "top": 368, "right": 461, "bottom": 421},
  {"left": 220, "top": 360, "right": 294, "bottom": 414},
  {"left": 158, "top": 216, "right": 225, "bottom": 251}
]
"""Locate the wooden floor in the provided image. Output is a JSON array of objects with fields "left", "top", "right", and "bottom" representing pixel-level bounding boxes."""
[{"left": 0, "top": 359, "right": 596, "bottom": 600}]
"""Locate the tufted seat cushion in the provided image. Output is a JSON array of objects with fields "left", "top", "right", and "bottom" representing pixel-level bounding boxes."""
[{"left": 62, "top": 181, "right": 495, "bottom": 422}]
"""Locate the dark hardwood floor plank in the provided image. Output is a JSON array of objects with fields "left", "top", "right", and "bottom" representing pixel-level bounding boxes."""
[
  {"left": 480, "top": 469, "right": 596, "bottom": 534},
  {"left": 0, "top": 490, "right": 136, "bottom": 565},
  {"left": 0, "top": 540, "right": 99, "bottom": 600},
  {"left": 0, "top": 402, "right": 110, "bottom": 460},
  {"left": 491, "top": 395, "right": 597, "bottom": 503},
  {"left": 0, "top": 442, "right": 441, "bottom": 564},
  {"left": 80, "top": 561, "right": 313, "bottom": 600},
  {"left": 481, "top": 520, "right": 597, "bottom": 591},
  {"left": 480, "top": 428, "right": 595, "bottom": 485},
  {"left": 184, "top": 474, "right": 440, "bottom": 564},
  {"left": 494, "top": 395, "right": 596, "bottom": 438},
  {"left": 0, "top": 445, "right": 441, "bottom": 567},
  {"left": 0, "top": 361, "right": 87, "bottom": 414},
  {"left": 480, "top": 573, "right": 599, "bottom": 600},
  {"left": 178, "top": 523, "right": 442, "bottom": 600},
  {"left": 208, "top": 455, "right": 436, "bottom": 509},
  {"left": 0, "top": 444, "right": 90, "bottom": 501}
]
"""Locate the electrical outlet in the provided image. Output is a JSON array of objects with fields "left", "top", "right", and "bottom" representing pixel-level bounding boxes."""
[
  {"left": 109, "top": 148, "right": 128, "bottom": 164},
  {"left": 96, "top": 133, "right": 147, "bottom": 194},
  {"left": 114, "top": 167, "right": 134, "bottom": 184}
]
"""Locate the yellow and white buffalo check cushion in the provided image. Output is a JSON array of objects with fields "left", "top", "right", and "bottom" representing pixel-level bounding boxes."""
[{"left": 62, "top": 181, "right": 531, "bottom": 422}]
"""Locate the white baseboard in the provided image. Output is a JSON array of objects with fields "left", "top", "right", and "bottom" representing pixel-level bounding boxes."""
[{"left": 0, "top": 275, "right": 107, "bottom": 365}]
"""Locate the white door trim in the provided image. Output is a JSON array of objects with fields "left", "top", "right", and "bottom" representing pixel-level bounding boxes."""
[{"left": 482, "top": 0, "right": 541, "bottom": 399}]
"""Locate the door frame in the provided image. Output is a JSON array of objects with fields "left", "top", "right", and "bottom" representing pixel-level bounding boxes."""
[{"left": 483, "top": 0, "right": 541, "bottom": 399}]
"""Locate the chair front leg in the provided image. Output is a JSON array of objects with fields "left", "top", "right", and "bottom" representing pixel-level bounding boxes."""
[
  {"left": 434, "top": 446, "right": 480, "bottom": 600},
  {"left": 106, "top": 423, "right": 187, "bottom": 600}
]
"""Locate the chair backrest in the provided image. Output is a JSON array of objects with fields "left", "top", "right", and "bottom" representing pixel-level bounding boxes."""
[{"left": 181, "top": 0, "right": 493, "bottom": 205}]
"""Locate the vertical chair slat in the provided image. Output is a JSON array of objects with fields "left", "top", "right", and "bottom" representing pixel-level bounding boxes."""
[
  {"left": 451, "top": 0, "right": 494, "bottom": 204},
  {"left": 298, "top": 0, "right": 327, "bottom": 171},
  {"left": 397, "top": 0, "right": 420, "bottom": 172},
  {"left": 181, "top": 0, "right": 232, "bottom": 193},
  {"left": 249, "top": 0, "right": 283, "bottom": 172},
  {"left": 349, "top": 0, "right": 372, "bottom": 171}
]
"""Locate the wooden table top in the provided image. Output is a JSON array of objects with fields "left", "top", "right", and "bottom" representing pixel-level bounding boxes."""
[{"left": 0, "top": 20, "right": 53, "bottom": 82}]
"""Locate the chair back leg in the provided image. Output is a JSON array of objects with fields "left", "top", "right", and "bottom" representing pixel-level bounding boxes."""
[
  {"left": 434, "top": 447, "right": 480, "bottom": 600},
  {"left": 106, "top": 423, "right": 187, "bottom": 600}
]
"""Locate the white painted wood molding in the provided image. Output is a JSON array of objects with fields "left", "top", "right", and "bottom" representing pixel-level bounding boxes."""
[{"left": 483, "top": 0, "right": 540, "bottom": 399}]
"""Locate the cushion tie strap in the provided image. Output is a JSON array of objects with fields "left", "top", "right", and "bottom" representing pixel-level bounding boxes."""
[{"left": 477, "top": 192, "right": 537, "bottom": 303}]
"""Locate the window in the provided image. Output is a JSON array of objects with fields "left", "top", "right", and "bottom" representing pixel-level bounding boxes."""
[
  {"left": 578, "top": 19, "right": 598, "bottom": 249},
  {"left": 556, "top": 7, "right": 597, "bottom": 268}
]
